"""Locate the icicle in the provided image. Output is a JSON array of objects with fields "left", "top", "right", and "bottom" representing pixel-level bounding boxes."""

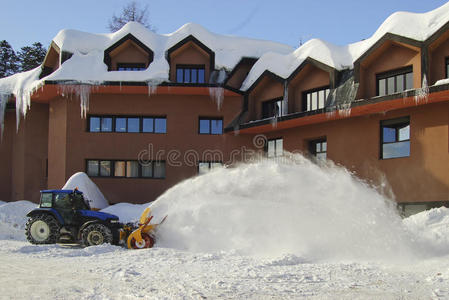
[
  {"left": 337, "top": 103, "right": 351, "bottom": 118},
  {"left": 282, "top": 81, "right": 289, "bottom": 116},
  {"left": 208, "top": 87, "right": 224, "bottom": 110},
  {"left": 58, "top": 84, "right": 93, "bottom": 118},
  {"left": 0, "top": 93, "right": 9, "bottom": 138},
  {"left": 414, "top": 74, "right": 429, "bottom": 105},
  {"left": 146, "top": 79, "right": 164, "bottom": 97}
]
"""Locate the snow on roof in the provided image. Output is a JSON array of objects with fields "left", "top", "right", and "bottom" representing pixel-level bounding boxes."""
[{"left": 241, "top": 2, "right": 449, "bottom": 91}]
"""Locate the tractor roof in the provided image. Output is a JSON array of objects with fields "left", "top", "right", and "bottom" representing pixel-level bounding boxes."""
[{"left": 41, "top": 189, "right": 83, "bottom": 194}]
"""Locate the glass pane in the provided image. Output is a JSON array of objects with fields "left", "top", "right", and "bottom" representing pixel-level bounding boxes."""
[
  {"left": 316, "top": 142, "right": 321, "bottom": 153},
  {"left": 210, "top": 162, "right": 223, "bottom": 170},
  {"left": 387, "top": 77, "right": 395, "bottom": 95},
  {"left": 383, "top": 141, "right": 410, "bottom": 159},
  {"left": 199, "top": 119, "right": 210, "bottom": 134},
  {"left": 383, "top": 127, "right": 397, "bottom": 143},
  {"left": 322, "top": 141, "right": 327, "bottom": 152},
  {"left": 318, "top": 90, "right": 325, "bottom": 109},
  {"left": 275, "top": 139, "right": 283, "bottom": 157},
  {"left": 142, "top": 118, "right": 154, "bottom": 133},
  {"left": 378, "top": 79, "right": 386, "bottom": 96},
  {"left": 191, "top": 69, "right": 197, "bottom": 83},
  {"left": 211, "top": 120, "right": 222, "bottom": 134},
  {"left": 198, "top": 69, "right": 205, "bottom": 83},
  {"left": 306, "top": 93, "right": 311, "bottom": 111},
  {"left": 446, "top": 63, "right": 449, "bottom": 78},
  {"left": 396, "top": 74, "right": 404, "bottom": 92},
  {"left": 154, "top": 162, "right": 166, "bottom": 178},
  {"left": 198, "top": 162, "right": 209, "bottom": 175},
  {"left": 127, "top": 118, "right": 140, "bottom": 133},
  {"left": 398, "top": 124, "right": 410, "bottom": 141},
  {"left": 54, "top": 193, "right": 71, "bottom": 209},
  {"left": 100, "top": 161, "right": 111, "bottom": 177},
  {"left": 87, "top": 160, "right": 99, "bottom": 176},
  {"left": 311, "top": 92, "right": 318, "bottom": 110},
  {"left": 90, "top": 117, "right": 100, "bottom": 132},
  {"left": 184, "top": 69, "right": 190, "bottom": 83},
  {"left": 141, "top": 163, "right": 153, "bottom": 178},
  {"left": 126, "top": 161, "right": 139, "bottom": 178},
  {"left": 101, "top": 117, "right": 112, "bottom": 132},
  {"left": 316, "top": 152, "right": 327, "bottom": 161},
  {"left": 155, "top": 118, "right": 167, "bottom": 133},
  {"left": 267, "top": 140, "right": 275, "bottom": 158},
  {"left": 115, "top": 118, "right": 127, "bottom": 132},
  {"left": 176, "top": 68, "right": 183, "bottom": 83},
  {"left": 405, "top": 72, "right": 413, "bottom": 90},
  {"left": 114, "top": 161, "right": 125, "bottom": 177},
  {"left": 40, "top": 193, "right": 53, "bottom": 208}
]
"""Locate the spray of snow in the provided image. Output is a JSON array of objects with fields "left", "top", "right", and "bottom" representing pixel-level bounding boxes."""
[
  {"left": 149, "top": 154, "right": 419, "bottom": 262},
  {"left": 414, "top": 74, "right": 429, "bottom": 104},
  {"left": 208, "top": 87, "right": 225, "bottom": 110},
  {"left": 62, "top": 172, "right": 109, "bottom": 209},
  {"left": 58, "top": 84, "right": 94, "bottom": 118}
]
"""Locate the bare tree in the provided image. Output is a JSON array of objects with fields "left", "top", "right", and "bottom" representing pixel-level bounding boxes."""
[{"left": 108, "top": 1, "right": 154, "bottom": 32}]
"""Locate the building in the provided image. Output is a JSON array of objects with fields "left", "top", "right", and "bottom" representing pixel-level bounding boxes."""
[{"left": 1, "top": 5, "right": 449, "bottom": 215}]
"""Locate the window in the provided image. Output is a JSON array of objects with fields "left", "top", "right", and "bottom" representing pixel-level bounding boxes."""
[
  {"left": 377, "top": 67, "right": 413, "bottom": 96},
  {"left": 303, "top": 87, "right": 330, "bottom": 112},
  {"left": 117, "top": 63, "right": 146, "bottom": 71},
  {"left": 199, "top": 118, "right": 223, "bottom": 135},
  {"left": 265, "top": 138, "right": 283, "bottom": 158},
  {"left": 88, "top": 116, "right": 167, "bottom": 133},
  {"left": 176, "top": 65, "right": 205, "bottom": 83},
  {"left": 309, "top": 138, "right": 327, "bottom": 161},
  {"left": 86, "top": 159, "right": 166, "bottom": 179},
  {"left": 380, "top": 117, "right": 410, "bottom": 159},
  {"left": 262, "top": 98, "right": 285, "bottom": 118},
  {"left": 198, "top": 162, "right": 223, "bottom": 175}
]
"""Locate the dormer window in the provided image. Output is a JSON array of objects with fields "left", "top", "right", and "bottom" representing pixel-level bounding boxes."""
[
  {"left": 176, "top": 65, "right": 205, "bottom": 84},
  {"left": 377, "top": 66, "right": 413, "bottom": 96},
  {"left": 117, "top": 63, "right": 146, "bottom": 71},
  {"left": 262, "top": 98, "right": 285, "bottom": 118},
  {"left": 303, "top": 86, "right": 330, "bottom": 112}
]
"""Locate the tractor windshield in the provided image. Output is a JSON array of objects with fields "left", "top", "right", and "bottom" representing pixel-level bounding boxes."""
[
  {"left": 54, "top": 193, "right": 72, "bottom": 209},
  {"left": 40, "top": 193, "right": 53, "bottom": 208},
  {"left": 72, "top": 193, "right": 89, "bottom": 210}
]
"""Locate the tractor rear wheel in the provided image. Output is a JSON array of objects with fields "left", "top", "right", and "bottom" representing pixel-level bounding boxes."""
[
  {"left": 82, "top": 223, "right": 113, "bottom": 246},
  {"left": 25, "top": 214, "right": 61, "bottom": 244},
  {"left": 130, "top": 233, "right": 154, "bottom": 249}
]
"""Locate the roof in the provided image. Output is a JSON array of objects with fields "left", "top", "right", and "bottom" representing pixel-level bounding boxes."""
[{"left": 41, "top": 189, "right": 83, "bottom": 194}]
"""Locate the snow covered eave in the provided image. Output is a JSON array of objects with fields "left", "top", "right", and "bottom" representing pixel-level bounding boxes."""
[{"left": 227, "top": 84, "right": 449, "bottom": 135}]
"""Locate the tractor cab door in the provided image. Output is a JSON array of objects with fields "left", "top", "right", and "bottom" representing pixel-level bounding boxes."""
[{"left": 53, "top": 193, "right": 77, "bottom": 226}]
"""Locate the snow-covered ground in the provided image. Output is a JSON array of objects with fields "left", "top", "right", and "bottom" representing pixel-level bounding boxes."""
[{"left": 1, "top": 157, "right": 449, "bottom": 299}]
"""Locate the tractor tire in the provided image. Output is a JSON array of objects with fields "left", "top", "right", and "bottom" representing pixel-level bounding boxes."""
[
  {"left": 130, "top": 233, "right": 155, "bottom": 249},
  {"left": 82, "top": 223, "right": 113, "bottom": 246},
  {"left": 25, "top": 214, "right": 61, "bottom": 244}
]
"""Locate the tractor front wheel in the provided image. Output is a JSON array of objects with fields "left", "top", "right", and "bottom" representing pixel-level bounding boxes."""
[
  {"left": 130, "top": 233, "right": 154, "bottom": 249},
  {"left": 25, "top": 214, "right": 61, "bottom": 244},
  {"left": 82, "top": 223, "right": 113, "bottom": 246}
]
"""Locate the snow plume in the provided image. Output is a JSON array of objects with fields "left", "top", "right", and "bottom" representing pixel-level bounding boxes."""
[
  {"left": 0, "top": 93, "right": 9, "bottom": 137},
  {"left": 208, "top": 87, "right": 224, "bottom": 110},
  {"left": 58, "top": 84, "right": 94, "bottom": 118},
  {"left": 150, "top": 154, "right": 418, "bottom": 262}
]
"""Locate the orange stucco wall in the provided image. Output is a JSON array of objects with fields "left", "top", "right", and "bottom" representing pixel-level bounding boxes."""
[{"left": 358, "top": 42, "right": 421, "bottom": 99}]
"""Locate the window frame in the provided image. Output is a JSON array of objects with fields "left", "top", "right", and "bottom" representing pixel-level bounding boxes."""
[
  {"left": 445, "top": 57, "right": 449, "bottom": 79},
  {"left": 380, "top": 116, "right": 410, "bottom": 160},
  {"left": 87, "top": 115, "right": 167, "bottom": 134},
  {"left": 262, "top": 97, "right": 285, "bottom": 118},
  {"left": 198, "top": 117, "right": 223, "bottom": 135},
  {"left": 198, "top": 161, "right": 223, "bottom": 175},
  {"left": 376, "top": 66, "right": 413, "bottom": 96},
  {"left": 176, "top": 64, "right": 206, "bottom": 84},
  {"left": 302, "top": 86, "right": 330, "bottom": 112},
  {"left": 308, "top": 138, "right": 327, "bottom": 161},
  {"left": 86, "top": 159, "right": 166, "bottom": 179},
  {"left": 116, "top": 62, "right": 146, "bottom": 71},
  {"left": 264, "top": 137, "right": 283, "bottom": 158}
]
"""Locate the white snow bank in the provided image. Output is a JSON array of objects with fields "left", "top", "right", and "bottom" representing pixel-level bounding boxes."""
[
  {"left": 434, "top": 78, "right": 449, "bottom": 86},
  {"left": 241, "top": 3, "right": 449, "bottom": 90},
  {"left": 100, "top": 203, "right": 148, "bottom": 223},
  {"left": 149, "top": 154, "right": 416, "bottom": 262},
  {"left": 0, "top": 200, "right": 37, "bottom": 241},
  {"left": 403, "top": 206, "right": 449, "bottom": 256},
  {"left": 63, "top": 172, "right": 109, "bottom": 209}
]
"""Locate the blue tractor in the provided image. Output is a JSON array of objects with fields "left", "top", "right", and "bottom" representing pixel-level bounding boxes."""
[{"left": 25, "top": 189, "right": 124, "bottom": 246}]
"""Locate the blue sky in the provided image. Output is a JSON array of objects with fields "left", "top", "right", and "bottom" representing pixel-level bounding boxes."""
[{"left": 1, "top": 0, "right": 448, "bottom": 50}]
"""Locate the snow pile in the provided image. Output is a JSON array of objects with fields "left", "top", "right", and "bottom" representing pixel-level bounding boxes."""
[
  {"left": 62, "top": 172, "right": 109, "bottom": 209},
  {"left": 100, "top": 203, "right": 148, "bottom": 223},
  {"left": 0, "top": 200, "right": 37, "bottom": 241},
  {"left": 403, "top": 207, "right": 449, "bottom": 257},
  {"left": 149, "top": 154, "right": 415, "bottom": 262}
]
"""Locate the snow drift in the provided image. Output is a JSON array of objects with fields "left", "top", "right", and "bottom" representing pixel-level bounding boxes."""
[
  {"left": 149, "top": 155, "right": 417, "bottom": 262},
  {"left": 63, "top": 172, "right": 109, "bottom": 209},
  {"left": 0, "top": 200, "right": 37, "bottom": 241}
]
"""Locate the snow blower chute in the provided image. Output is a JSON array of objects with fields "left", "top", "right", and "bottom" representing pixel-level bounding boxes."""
[{"left": 123, "top": 207, "right": 167, "bottom": 249}]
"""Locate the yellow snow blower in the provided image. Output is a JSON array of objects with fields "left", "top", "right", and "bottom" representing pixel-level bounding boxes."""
[{"left": 121, "top": 207, "right": 167, "bottom": 249}]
